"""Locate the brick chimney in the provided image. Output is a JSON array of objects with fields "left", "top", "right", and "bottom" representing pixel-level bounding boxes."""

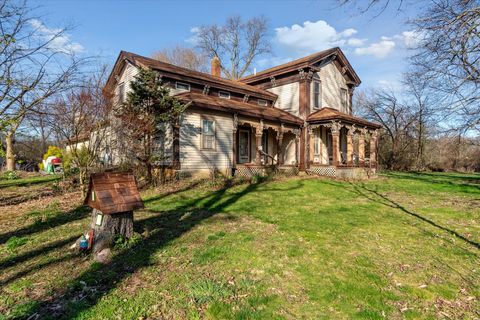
[{"left": 211, "top": 56, "right": 221, "bottom": 77}]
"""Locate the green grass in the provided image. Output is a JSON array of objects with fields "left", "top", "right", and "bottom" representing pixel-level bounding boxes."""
[
  {"left": 0, "top": 174, "right": 60, "bottom": 188},
  {"left": 0, "top": 172, "right": 479, "bottom": 319}
]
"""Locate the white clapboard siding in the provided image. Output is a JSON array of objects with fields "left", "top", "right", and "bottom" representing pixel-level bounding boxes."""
[
  {"left": 268, "top": 82, "right": 300, "bottom": 117},
  {"left": 282, "top": 132, "right": 297, "bottom": 165},
  {"left": 116, "top": 63, "right": 139, "bottom": 98},
  {"left": 318, "top": 62, "right": 348, "bottom": 113},
  {"left": 180, "top": 110, "right": 233, "bottom": 171}
]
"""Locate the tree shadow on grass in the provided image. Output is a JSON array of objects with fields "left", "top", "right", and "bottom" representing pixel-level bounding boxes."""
[
  {"left": 345, "top": 181, "right": 480, "bottom": 251},
  {"left": 22, "top": 179, "right": 277, "bottom": 319},
  {"left": 383, "top": 172, "right": 480, "bottom": 192},
  {"left": 0, "top": 206, "right": 91, "bottom": 245}
]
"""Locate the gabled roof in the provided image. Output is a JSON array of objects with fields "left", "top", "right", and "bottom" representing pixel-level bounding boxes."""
[
  {"left": 176, "top": 92, "right": 303, "bottom": 125},
  {"left": 104, "top": 51, "right": 277, "bottom": 100},
  {"left": 307, "top": 107, "right": 381, "bottom": 129},
  {"left": 240, "top": 47, "right": 361, "bottom": 86}
]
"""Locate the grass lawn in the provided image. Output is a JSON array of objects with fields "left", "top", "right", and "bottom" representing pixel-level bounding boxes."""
[{"left": 0, "top": 172, "right": 478, "bottom": 319}]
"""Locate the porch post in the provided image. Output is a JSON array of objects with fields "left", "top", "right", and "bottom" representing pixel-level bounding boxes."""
[
  {"left": 370, "top": 129, "right": 378, "bottom": 168},
  {"left": 255, "top": 120, "right": 263, "bottom": 165},
  {"left": 277, "top": 123, "right": 284, "bottom": 165},
  {"left": 358, "top": 127, "right": 366, "bottom": 167},
  {"left": 346, "top": 125, "right": 355, "bottom": 166},
  {"left": 331, "top": 122, "right": 341, "bottom": 166},
  {"left": 294, "top": 129, "right": 300, "bottom": 166},
  {"left": 232, "top": 114, "right": 238, "bottom": 171}
]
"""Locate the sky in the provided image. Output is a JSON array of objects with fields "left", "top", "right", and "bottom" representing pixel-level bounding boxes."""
[{"left": 30, "top": 0, "right": 421, "bottom": 90}]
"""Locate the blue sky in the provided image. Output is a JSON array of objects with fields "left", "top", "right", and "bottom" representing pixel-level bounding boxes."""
[{"left": 31, "top": 0, "right": 420, "bottom": 89}]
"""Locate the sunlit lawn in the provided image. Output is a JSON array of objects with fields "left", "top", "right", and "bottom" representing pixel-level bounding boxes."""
[{"left": 0, "top": 172, "right": 479, "bottom": 319}]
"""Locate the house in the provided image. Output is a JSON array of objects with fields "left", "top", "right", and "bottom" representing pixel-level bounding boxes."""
[{"left": 104, "top": 47, "right": 381, "bottom": 179}]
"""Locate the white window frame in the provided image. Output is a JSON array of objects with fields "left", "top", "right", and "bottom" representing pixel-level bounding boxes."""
[
  {"left": 175, "top": 82, "right": 190, "bottom": 91},
  {"left": 312, "top": 80, "right": 322, "bottom": 109},
  {"left": 257, "top": 99, "right": 268, "bottom": 107},
  {"left": 218, "top": 91, "right": 230, "bottom": 99},
  {"left": 341, "top": 88, "right": 348, "bottom": 110},
  {"left": 201, "top": 118, "right": 215, "bottom": 150}
]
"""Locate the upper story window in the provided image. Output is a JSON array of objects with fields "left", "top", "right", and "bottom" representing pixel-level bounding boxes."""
[
  {"left": 201, "top": 119, "right": 215, "bottom": 150},
  {"left": 118, "top": 82, "right": 125, "bottom": 104},
  {"left": 218, "top": 91, "right": 230, "bottom": 99},
  {"left": 257, "top": 99, "right": 268, "bottom": 107},
  {"left": 176, "top": 82, "right": 190, "bottom": 91},
  {"left": 313, "top": 80, "right": 322, "bottom": 109},
  {"left": 341, "top": 88, "right": 348, "bottom": 111}
]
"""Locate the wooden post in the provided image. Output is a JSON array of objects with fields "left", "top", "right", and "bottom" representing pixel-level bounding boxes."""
[
  {"left": 294, "top": 129, "right": 300, "bottom": 166},
  {"left": 370, "top": 130, "right": 378, "bottom": 168},
  {"left": 346, "top": 125, "right": 354, "bottom": 166},
  {"left": 172, "top": 124, "right": 180, "bottom": 170},
  {"left": 358, "top": 128, "right": 366, "bottom": 167},
  {"left": 277, "top": 125, "right": 284, "bottom": 165},
  {"left": 232, "top": 114, "right": 238, "bottom": 173},
  {"left": 331, "top": 122, "right": 340, "bottom": 166},
  {"left": 255, "top": 130, "right": 262, "bottom": 166}
]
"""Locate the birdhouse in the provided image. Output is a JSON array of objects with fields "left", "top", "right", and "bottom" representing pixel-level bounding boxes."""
[{"left": 84, "top": 172, "right": 144, "bottom": 214}]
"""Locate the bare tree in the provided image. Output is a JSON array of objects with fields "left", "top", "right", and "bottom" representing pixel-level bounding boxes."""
[
  {"left": 196, "top": 15, "right": 271, "bottom": 79},
  {"left": 0, "top": 0, "right": 86, "bottom": 171},
  {"left": 410, "top": 0, "right": 480, "bottom": 134},
  {"left": 151, "top": 45, "right": 209, "bottom": 73},
  {"left": 50, "top": 66, "right": 111, "bottom": 195}
]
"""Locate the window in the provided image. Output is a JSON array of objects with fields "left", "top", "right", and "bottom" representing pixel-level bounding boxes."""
[
  {"left": 176, "top": 82, "right": 190, "bottom": 91},
  {"left": 202, "top": 119, "right": 215, "bottom": 149},
  {"left": 218, "top": 91, "right": 230, "bottom": 99},
  {"left": 341, "top": 88, "right": 348, "bottom": 110},
  {"left": 257, "top": 99, "right": 268, "bottom": 107},
  {"left": 313, "top": 81, "right": 322, "bottom": 109},
  {"left": 118, "top": 82, "right": 125, "bottom": 104}
]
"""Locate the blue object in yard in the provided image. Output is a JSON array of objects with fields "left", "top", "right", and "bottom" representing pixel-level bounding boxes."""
[{"left": 79, "top": 235, "right": 88, "bottom": 250}]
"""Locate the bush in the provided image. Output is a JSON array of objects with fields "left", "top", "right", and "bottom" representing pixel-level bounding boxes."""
[
  {"left": 2, "top": 170, "right": 19, "bottom": 180},
  {"left": 43, "top": 146, "right": 63, "bottom": 160}
]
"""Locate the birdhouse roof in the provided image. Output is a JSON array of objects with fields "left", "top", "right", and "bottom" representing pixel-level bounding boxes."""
[{"left": 84, "top": 172, "right": 144, "bottom": 215}]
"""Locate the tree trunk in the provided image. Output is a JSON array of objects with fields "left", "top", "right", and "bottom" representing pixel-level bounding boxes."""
[
  {"left": 90, "top": 208, "right": 134, "bottom": 252},
  {"left": 5, "top": 131, "right": 15, "bottom": 171}
]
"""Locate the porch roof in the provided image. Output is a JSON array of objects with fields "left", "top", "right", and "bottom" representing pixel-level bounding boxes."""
[
  {"left": 307, "top": 107, "right": 382, "bottom": 129},
  {"left": 176, "top": 92, "right": 303, "bottom": 125}
]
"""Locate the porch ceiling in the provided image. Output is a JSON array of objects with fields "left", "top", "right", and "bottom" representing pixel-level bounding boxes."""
[
  {"left": 307, "top": 107, "right": 381, "bottom": 129},
  {"left": 176, "top": 92, "right": 303, "bottom": 125}
]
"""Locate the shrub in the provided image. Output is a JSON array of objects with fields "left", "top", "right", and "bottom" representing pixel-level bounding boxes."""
[
  {"left": 2, "top": 170, "right": 19, "bottom": 180},
  {"left": 43, "top": 146, "right": 63, "bottom": 160}
]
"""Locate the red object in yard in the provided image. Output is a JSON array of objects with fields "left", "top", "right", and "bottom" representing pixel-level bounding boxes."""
[
  {"left": 88, "top": 229, "right": 94, "bottom": 250},
  {"left": 51, "top": 158, "right": 62, "bottom": 164}
]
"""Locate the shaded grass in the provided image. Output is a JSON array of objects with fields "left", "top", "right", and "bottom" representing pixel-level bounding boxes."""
[
  {"left": 0, "top": 172, "right": 479, "bottom": 319},
  {"left": 0, "top": 175, "right": 60, "bottom": 189}
]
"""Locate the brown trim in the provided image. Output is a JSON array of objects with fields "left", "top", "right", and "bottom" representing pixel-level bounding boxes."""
[{"left": 299, "top": 127, "right": 306, "bottom": 170}]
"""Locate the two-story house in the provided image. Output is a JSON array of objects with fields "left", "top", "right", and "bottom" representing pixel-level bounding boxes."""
[{"left": 104, "top": 47, "right": 381, "bottom": 179}]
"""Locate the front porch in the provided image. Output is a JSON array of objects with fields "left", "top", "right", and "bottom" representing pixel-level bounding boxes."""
[{"left": 232, "top": 115, "right": 301, "bottom": 178}]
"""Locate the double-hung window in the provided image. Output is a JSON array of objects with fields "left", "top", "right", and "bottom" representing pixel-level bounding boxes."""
[
  {"left": 313, "top": 81, "right": 322, "bottom": 109},
  {"left": 341, "top": 88, "right": 348, "bottom": 111},
  {"left": 314, "top": 129, "right": 320, "bottom": 156},
  {"left": 118, "top": 82, "right": 125, "bottom": 104},
  {"left": 202, "top": 119, "right": 215, "bottom": 149}
]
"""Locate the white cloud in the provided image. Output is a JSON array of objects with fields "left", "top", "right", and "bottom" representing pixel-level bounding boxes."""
[
  {"left": 354, "top": 38, "right": 395, "bottom": 58},
  {"left": 347, "top": 38, "right": 367, "bottom": 47},
  {"left": 274, "top": 20, "right": 360, "bottom": 55},
  {"left": 29, "top": 19, "right": 84, "bottom": 54},
  {"left": 394, "top": 30, "right": 422, "bottom": 48},
  {"left": 186, "top": 27, "right": 201, "bottom": 45}
]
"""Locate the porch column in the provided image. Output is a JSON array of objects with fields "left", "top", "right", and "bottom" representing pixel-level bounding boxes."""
[
  {"left": 346, "top": 125, "right": 355, "bottom": 166},
  {"left": 277, "top": 124, "right": 284, "bottom": 165},
  {"left": 331, "top": 122, "right": 341, "bottom": 166},
  {"left": 358, "top": 127, "right": 366, "bottom": 167},
  {"left": 232, "top": 114, "right": 238, "bottom": 170},
  {"left": 255, "top": 123, "right": 263, "bottom": 165},
  {"left": 370, "top": 129, "right": 378, "bottom": 168},
  {"left": 294, "top": 129, "right": 300, "bottom": 166}
]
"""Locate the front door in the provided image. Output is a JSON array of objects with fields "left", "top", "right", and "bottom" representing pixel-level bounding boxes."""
[{"left": 238, "top": 129, "right": 250, "bottom": 164}]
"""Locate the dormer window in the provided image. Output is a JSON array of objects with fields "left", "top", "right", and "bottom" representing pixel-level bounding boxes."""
[
  {"left": 176, "top": 82, "right": 190, "bottom": 91},
  {"left": 257, "top": 99, "right": 268, "bottom": 107},
  {"left": 218, "top": 91, "right": 230, "bottom": 99}
]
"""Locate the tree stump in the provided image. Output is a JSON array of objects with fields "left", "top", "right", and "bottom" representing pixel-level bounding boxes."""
[{"left": 90, "top": 208, "right": 134, "bottom": 253}]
